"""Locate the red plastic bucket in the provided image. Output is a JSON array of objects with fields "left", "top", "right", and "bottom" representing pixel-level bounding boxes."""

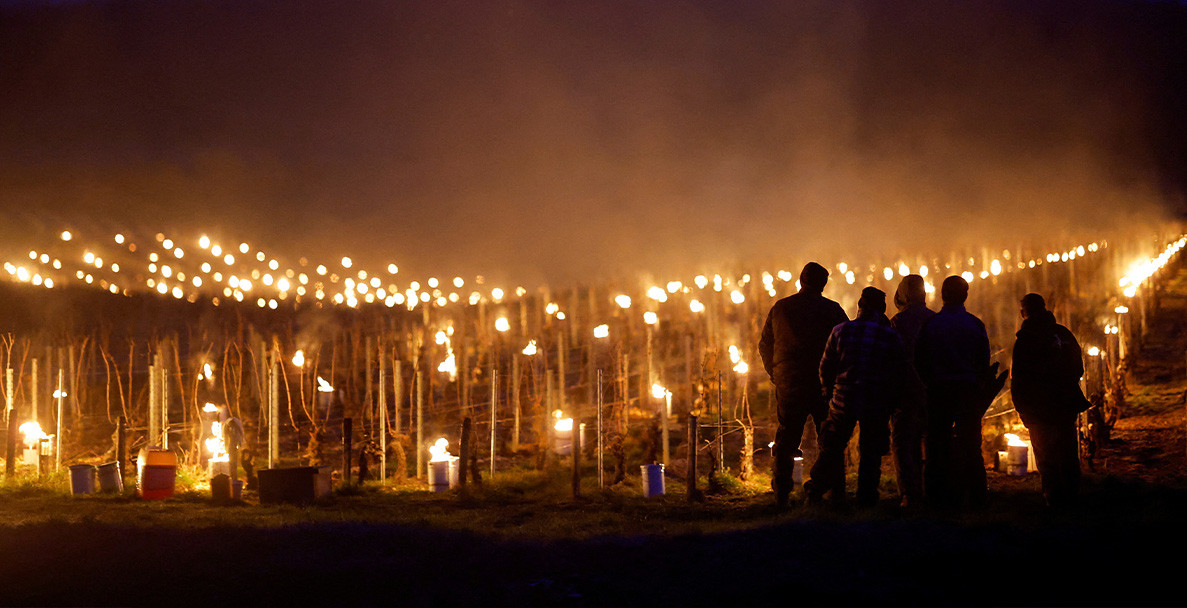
[{"left": 137, "top": 448, "right": 177, "bottom": 499}]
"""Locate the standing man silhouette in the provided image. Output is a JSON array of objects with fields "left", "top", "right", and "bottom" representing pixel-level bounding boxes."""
[
  {"left": 760, "top": 262, "right": 848, "bottom": 506},
  {"left": 916, "top": 276, "right": 991, "bottom": 510}
]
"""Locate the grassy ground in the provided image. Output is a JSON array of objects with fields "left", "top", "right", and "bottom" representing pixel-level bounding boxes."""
[{"left": 3, "top": 463, "right": 1187, "bottom": 607}]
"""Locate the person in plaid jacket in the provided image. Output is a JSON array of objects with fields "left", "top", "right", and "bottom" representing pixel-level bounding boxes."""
[{"left": 805, "top": 286, "right": 908, "bottom": 507}]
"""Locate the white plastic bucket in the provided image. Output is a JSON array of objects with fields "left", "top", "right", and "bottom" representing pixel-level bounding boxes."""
[
  {"left": 553, "top": 428, "right": 572, "bottom": 456},
  {"left": 69, "top": 464, "right": 97, "bottom": 495},
  {"left": 641, "top": 464, "right": 665, "bottom": 497},
  {"left": 428, "top": 458, "right": 458, "bottom": 492},
  {"left": 1007, "top": 444, "right": 1029, "bottom": 476}
]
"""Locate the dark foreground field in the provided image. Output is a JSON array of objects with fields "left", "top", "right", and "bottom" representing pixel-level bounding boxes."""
[{"left": 2, "top": 471, "right": 1187, "bottom": 607}]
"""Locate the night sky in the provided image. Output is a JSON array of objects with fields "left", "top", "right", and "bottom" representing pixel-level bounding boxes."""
[{"left": 1, "top": 0, "right": 1184, "bottom": 284}]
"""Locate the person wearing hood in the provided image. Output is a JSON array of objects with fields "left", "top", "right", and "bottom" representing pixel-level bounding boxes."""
[
  {"left": 759, "top": 262, "right": 849, "bottom": 506},
  {"left": 1010, "top": 293, "right": 1086, "bottom": 508},
  {"left": 889, "top": 274, "right": 934, "bottom": 508},
  {"left": 804, "top": 287, "right": 907, "bottom": 507}
]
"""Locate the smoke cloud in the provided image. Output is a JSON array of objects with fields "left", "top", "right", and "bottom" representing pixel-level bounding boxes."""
[{"left": 0, "top": 0, "right": 1183, "bottom": 285}]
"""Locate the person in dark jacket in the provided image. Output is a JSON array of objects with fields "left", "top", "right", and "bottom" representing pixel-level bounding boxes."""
[
  {"left": 759, "top": 262, "right": 849, "bottom": 506},
  {"left": 916, "top": 275, "right": 991, "bottom": 509},
  {"left": 889, "top": 274, "right": 934, "bottom": 508},
  {"left": 805, "top": 287, "right": 907, "bottom": 507},
  {"left": 1010, "top": 293, "right": 1084, "bottom": 508}
]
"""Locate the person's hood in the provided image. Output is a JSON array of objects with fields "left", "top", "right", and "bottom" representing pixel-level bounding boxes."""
[
  {"left": 1017, "top": 309, "right": 1057, "bottom": 337},
  {"left": 894, "top": 275, "right": 927, "bottom": 311}
]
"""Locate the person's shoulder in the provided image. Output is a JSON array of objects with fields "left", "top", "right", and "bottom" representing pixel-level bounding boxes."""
[
  {"left": 769, "top": 295, "right": 794, "bottom": 311},
  {"left": 969, "top": 311, "right": 987, "bottom": 328},
  {"left": 877, "top": 321, "right": 903, "bottom": 340},
  {"left": 823, "top": 296, "right": 847, "bottom": 316},
  {"left": 1054, "top": 323, "right": 1079, "bottom": 343}
]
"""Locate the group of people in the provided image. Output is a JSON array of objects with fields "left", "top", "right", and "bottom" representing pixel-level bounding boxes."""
[{"left": 759, "top": 262, "right": 1087, "bottom": 510}]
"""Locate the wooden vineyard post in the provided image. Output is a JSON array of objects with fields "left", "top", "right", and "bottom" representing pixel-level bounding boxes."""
[
  {"left": 5, "top": 367, "right": 14, "bottom": 479},
  {"left": 459, "top": 417, "right": 472, "bottom": 488},
  {"left": 147, "top": 357, "right": 156, "bottom": 446},
  {"left": 378, "top": 350, "right": 386, "bottom": 483},
  {"left": 717, "top": 371, "right": 724, "bottom": 474},
  {"left": 572, "top": 421, "right": 582, "bottom": 499},
  {"left": 393, "top": 359, "right": 403, "bottom": 438},
  {"left": 511, "top": 355, "right": 520, "bottom": 452},
  {"left": 116, "top": 416, "right": 126, "bottom": 481},
  {"left": 5, "top": 411, "right": 15, "bottom": 480},
  {"left": 268, "top": 351, "right": 279, "bottom": 468},
  {"left": 416, "top": 370, "right": 424, "bottom": 480},
  {"left": 490, "top": 362, "right": 497, "bottom": 478},
  {"left": 687, "top": 415, "right": 700, "bottom": 501},
  {"left": 55, "top": 368, "right": 63, "bottom": 472},
  {"left": 597, "top": 368, "right": 604, "bottom": 489},
  {"left": 342, "top": 417, "right": 353, "bottom": 485}
]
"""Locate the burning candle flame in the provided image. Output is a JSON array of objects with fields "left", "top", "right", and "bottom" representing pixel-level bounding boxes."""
[
  {"left": 317, "top": 376, "right": 335, "bottom": 393},
  {"left": 429, "top": 438, "right": 453, "bottom": 462},
  {"left": 1004, "top": 433, "right": 1028, "bottom": 447},
  {"left": 651, "top": 383, "right": 670, "bottom": 399},
  {"left": 18, "top": 421, "right": 47, "bottom": 449}
]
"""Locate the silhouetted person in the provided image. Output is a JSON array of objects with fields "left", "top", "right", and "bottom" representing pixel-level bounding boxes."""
[
  {"left": 805, "top": 287, "right": 907, "bottom": 507},
  {"left": 889, "top": 274, "right": 933, "bottom": 508},
  {"left": 759, "top": 262, "right": 848, "bottom": 506},
  {"left": 916, "top": 275, "right": 990, "bottom": 509},
  {"left": 1010, "top": 293, "right": 1085, "bottom": 508}
]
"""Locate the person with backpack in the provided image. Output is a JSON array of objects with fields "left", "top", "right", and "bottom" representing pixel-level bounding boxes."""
[{"left": 1010, "top": 293, "right": 1088, "bottom": 508}]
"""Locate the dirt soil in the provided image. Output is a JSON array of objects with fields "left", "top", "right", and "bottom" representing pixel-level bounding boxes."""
[{"left": 1098, "top": 263, "right": 1187, "bottom": 484}]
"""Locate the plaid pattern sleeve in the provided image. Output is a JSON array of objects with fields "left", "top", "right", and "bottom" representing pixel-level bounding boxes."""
[{"left": 825, "top": 318, "right": 905, "bottom": 410}]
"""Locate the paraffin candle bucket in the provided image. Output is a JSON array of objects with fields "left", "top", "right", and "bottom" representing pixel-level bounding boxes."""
[
  {"left": 1007, "top": 444, "right": 1030, "bottom": 476},
  {"left": 97, "top": 462, "right": 124, "bottom": 493},
  {"left": 69, "top": 464, "right": 97, "bottom": 495},
  {"left": 137, "top": 448, "right": 177, "bottom": 499},
  {"left": 428, "top": 457, "right": 458, "bottom": 492},
  {"left": 641, "top": 463, "right": 665, "bottom": 497}
]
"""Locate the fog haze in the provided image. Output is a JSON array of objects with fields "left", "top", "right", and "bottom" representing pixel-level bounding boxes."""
[{"left": 1, "top": 0, "right": 1183, "bottom": 285}]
